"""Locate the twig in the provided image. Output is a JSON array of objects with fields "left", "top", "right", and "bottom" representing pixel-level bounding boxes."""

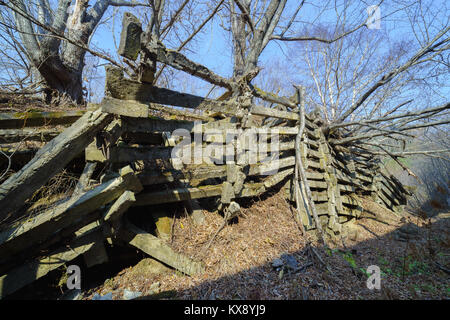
[{"left": 170, "top": 212, "right": 176, "bottom": 245}]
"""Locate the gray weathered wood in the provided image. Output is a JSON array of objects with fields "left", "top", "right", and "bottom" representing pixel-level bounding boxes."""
[
  {"left": 105, "top": 67, "right": 241, "bottom": 115},
  {"left": 101, "top": 97, "right": 149, "bottom": 118},
  {"left": 0, "top": 110, "right": 85, "bottom": 129},
  {"left": 142, "top": 40, "right": 232, "bottom": 89},
  {"left": 0, "top": 170, "right": 142, "bottom": 259},
  {"left": 118, "top": 12, "right": 142, "bottom": 61},
  {"left": 0, "top": 224, "right": 103, "bottom": 299},
  {"left": 120, "top": 219, "right": 204, "bottom": 276},
  {"left": 72, "top": 162, "right": 97, "bottom": 197},
  {"left": 0, "top": 109, "right": 113, "bottom": 220},
  {"left": 0, "top": 128, "right": 62, "bottom": 143}
]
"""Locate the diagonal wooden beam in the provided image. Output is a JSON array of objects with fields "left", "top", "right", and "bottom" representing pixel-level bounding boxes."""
[
  {"left": 142, "top": 39, "right": 232, "bottom": 89},
  {"left": 0, "top": 109, "right": 113, "bottom": 221}
]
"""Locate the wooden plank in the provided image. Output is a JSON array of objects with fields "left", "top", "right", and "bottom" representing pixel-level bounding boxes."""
[
  {"left": 0, "top": 128, "right": 62, "bottom": 143},
  {"left": 339, "top": 184, "right": 357, "bottom": 193},
  {"left": 379, "top": 172, "right": 408, "bottom": 201},
  {"left": 0, "top": 110, "right": 85, "bottom": 129},
  {"left": 137, "top": 166, "right": 226, "bottom": 186},
  {"left": 76, "top": 220, "right": 109, "bottom": 268},
  {"left": 105, "top": 67, "right": 240, "bottom": 115},
  {"left": 134, "top": 179, "right": 276, "bottom": 207},
  {"left": 249, "top": 156, "right": 295, "bottom": 175},
  {"left": 120, "top": 219, "right": 204, "bottom": 276},
  {"left": 356, "top": 172, "right": 372, "bottom": 184},
  {"left": 109, "top": 145, "right": 172, "bottom": 162},
  {"left": 307, "top": 180, "right": 328, "bottom": 189},
  {"left": 263, "top": 168, "right": 293, "bottom": 188},
  {"left": 134, "top": 184, "right": 223, "bottom": 206},
  {"left": 143, "top": 40, "right": 232, "bottom": 89},
  {"left": 101, "top": 97, "right": 149, "bottom": 118},
  {"left": 72, "top": 162, "right": 97, "bottom": 197},
  {"left": 103, "top": 190, "right": 136, "bottom": 227},
  {"left": 377, "top": 190, "right": 395, "bottom": 210},
  {"left": 0, "top": 224, "right": 103, "bottom": 299},
  {"left": 118, "top": 12, "right": 142, "bottom": 61},
  {"left": 239, "top": 182, "right": 266, "bottom": 198},
  {"left": 121, "top": 116, "right": 238, "bottom": 134},
  {"left": 0, "top": 109, "right": 113, "bottom": 220},
  {"left": 0, "top": 170, "right": 142, "bottom": 259},
  {"left": 148, "top": 103, "right": 214, "bottom": 121},
  {"left": 250, "top": 105, "right": 298, "bottom": 121}
]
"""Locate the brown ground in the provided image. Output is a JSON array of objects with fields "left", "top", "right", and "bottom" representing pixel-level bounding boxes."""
[{"left": 82, "top": 191, "right": 450, "bottom": 300}]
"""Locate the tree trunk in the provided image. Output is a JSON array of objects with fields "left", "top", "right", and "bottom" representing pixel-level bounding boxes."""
[
  {"left": 230, "top": 2, "right": 248, "bottom": 79},
  {"left": 41, "top": 68, "right": 83, "bottom": 106},
  {"left": 39, "top": 31, "right": 87, "bottom": 105}
]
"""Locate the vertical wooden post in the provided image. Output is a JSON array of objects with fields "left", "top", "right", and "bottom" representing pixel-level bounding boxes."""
[{"left": 318, "top": 129, "right": 342, "bottom": 235}]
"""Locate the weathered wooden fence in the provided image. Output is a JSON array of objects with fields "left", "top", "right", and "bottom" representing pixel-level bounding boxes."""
[{"left": 0, "top": 12, "right": 411, "bottom": 298}]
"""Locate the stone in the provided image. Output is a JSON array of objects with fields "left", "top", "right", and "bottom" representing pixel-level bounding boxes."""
[
  {"left": 129, "top": 258, "right": 172, "bottom": 278},
  {"left": 123, "top": 289, "right": 142, "bottom": 300},
  {"left": 92, "top": 292, "right": 113, "bottom": 300},
  {"left": 189, "top": 199, "right": 206, "bottom": 225},
  {"left": 281, "top": 253, "right": 299, "bottom": 271},
  {"left": 272, "top": 258, "right": 284, "bottom": 269},
  {"left": 398, "top": 224, "right": 420, "bottom": 235},
  {"left": 228, "top": 201, "right": 241, "bottom": 215}
]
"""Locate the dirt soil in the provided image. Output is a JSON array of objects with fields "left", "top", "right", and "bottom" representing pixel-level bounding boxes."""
[{"left": 81, "top": 191, "right": 450, "bottom": 300}]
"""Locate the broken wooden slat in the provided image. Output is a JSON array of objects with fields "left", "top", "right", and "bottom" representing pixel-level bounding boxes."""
[
  {"left": 0, "top": 224, "right": 103, "bottom": 299},
  {"left": 263, "top": 168, "right": 294, "bottom": 188},
  {"left": 147, "top": 103, "right": 214, "bottom": 121},
  {"left": 0, "top": 128, "right": 62, "bottom": 143},
  {"left": 0, "top": 110, "right": 85, "bottom": 129},
  {"left": 143, "top": 40, "right": 232, "bottom": 90},
  {"left": 250, "top": 105, "right": 299, "bottom": 121},
  {"left": 105, "top": 67, "right": 240, "bottom": 115},
  {"left": 0, "top": 170, "right": 142, "bottom": 259},
  {"left": 101, "top": 97, "right": 149, "bottom": 118},
  {"left": 72, "top": 162, "right": 97, "bottom": 197},
  {"left": 134, "top": 184, "right": 223, "bottom": 206},
  {"left": 0, "top": 109, "right": 113, "bottom": 220},
  {"left": 120, "top": 219, "right": 204, "bottom": 276},
  {"left": 103, "top": 190, "right": 136, "bottom": 233},
  {"left": 118, "top": 12, "right": 142, "bottom": 61},
  {"left": 137, "top": 166, "right": 226, "bottom": 186},
  {"left": 376, "top": 190, "right": 395, "bottom": 211},
  {"left": 379, "top": 182, "right": 402, "bottom": 206}
]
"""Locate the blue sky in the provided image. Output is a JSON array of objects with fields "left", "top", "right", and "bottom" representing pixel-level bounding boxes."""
[
  {"left": 1, "top": 0, "right": 448, "bottom": 113},
  {"left": 84, "top": 0, "right": 448, "bottom": 108}
]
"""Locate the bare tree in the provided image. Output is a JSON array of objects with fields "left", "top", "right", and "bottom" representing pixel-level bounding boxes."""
[{"left": 0, "top": 0, "right": 149, "bottom": 105}]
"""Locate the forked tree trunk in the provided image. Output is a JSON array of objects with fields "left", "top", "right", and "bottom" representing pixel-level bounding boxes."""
[
  {"left": 8, "top": 0, "right": 145, "bottom": 106},
  {"left": 40, "top": 63, "right": 84, "bottom": 105}
]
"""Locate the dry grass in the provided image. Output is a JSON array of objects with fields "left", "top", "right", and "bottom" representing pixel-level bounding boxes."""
[
  {"left": 81, "top": 189, "right": 449, "bottom": 300},
  {"left": 0, "top": 169, "right": 79, "bottom": 227}
]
